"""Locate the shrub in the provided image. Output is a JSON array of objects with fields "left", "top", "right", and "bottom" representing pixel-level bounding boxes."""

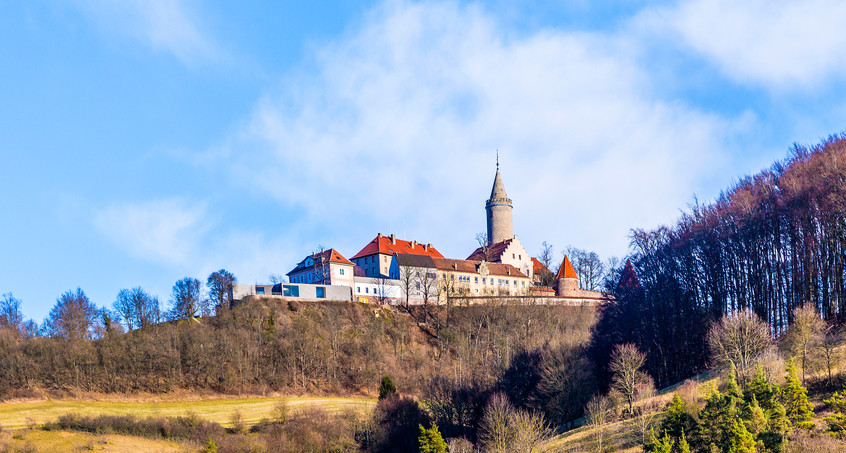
[{"left": 45, "top": 413, "right": 224, "bottom": 443}]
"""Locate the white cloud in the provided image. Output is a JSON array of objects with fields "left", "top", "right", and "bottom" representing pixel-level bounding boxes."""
[
  {"left": 640, "top": 0, "right": 846, "bottom": 89},
  {"left": 93, "top": 198, "right": 209, "bottom": 266},
  {"left": 206, "top": 0, "right": 742, "bottom": 261},
  {"left": 74, "top": 0, "right": 217, "bottom": 63}
]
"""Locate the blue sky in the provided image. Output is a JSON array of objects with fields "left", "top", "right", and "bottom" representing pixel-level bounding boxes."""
[{"left": 3, "top": 0, "right": 846, "bottom": 322}]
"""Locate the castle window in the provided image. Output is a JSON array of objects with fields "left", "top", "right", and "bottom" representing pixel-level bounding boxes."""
[
  {"left": 339, "top": 268, "right": 345, "bottom": 276},
  {"left": 512, "top": 254, "right": 515, "bottom": 259},
  {"left": 366, "top": 288, "right": 369, "bottom": 294},
  {"left": 519, "top": 255, "right": 521, "bottom": 260},
  {"left": 357, "top": 287, "right": 361, "bottom": 293}
]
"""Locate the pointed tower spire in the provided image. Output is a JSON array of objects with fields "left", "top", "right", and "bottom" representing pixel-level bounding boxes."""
[
  {"left": 616, "top": 260, "right": 641, "bottom": 290},
  {"left": 555, "top": 255, "right": 580, "bottom": 297},
  {"left": 486, "top": 152, "right": 513, "bottom": 245}
]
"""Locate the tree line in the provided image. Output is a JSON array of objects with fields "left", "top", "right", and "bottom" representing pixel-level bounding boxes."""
[{"left": 594, "top": 134, "right": 846, "bottom": 387}]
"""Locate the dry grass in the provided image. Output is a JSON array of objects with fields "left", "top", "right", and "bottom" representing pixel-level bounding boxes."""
[
  {"left": 0, "top": 429, "right": 187, "bottom": 452},
  {"left": 0, "top": 396, "right": 376, "bottom": 429}
]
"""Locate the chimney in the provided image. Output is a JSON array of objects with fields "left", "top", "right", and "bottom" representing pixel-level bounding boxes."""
[
  {"left": 423, "top": 244, "right": 428, "bottom": 251},
  {"left": 390, "top": 234, "right": 396, "bottom": 244},
  {"left": 453, "top": 263, "right": 458, "bottom": 270},
  {"left": 377, "top": 232, "right": 382, "bottom": 238},
  {"left": 411, "top": 240, "right": 416, "bottom": 249}
]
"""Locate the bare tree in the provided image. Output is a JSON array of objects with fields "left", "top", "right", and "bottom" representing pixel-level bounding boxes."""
[
  {"left": 610, "top": 343, "right": 649, "bottom": 414},
  {"left": 632, "top": 381, "right": 659, "bottom": 446},
  {"left": 782, "top": 305, "right": 825, "bottom": 384},
  {"left": 170, "top": 277, "right": 203, "bottom": 320},
  {"left": 539, "top": 241, "right": 554, "bottom": 269},
  {"left": 0, "top": 292, "right": 24, "bottom": 333},
  {"left": 207, "top": 269, "right": 237, "bottom": 311},
  {"left": 114, "top": 287, "right": 160, "bottom": 329},
  {"left": 510, "top": 410, "right": 551, "bottom": 452},
  {"left": 476, "top": 232, "right": 490, "bottom": 260},
  {"left": 479, "top": 393, "right": 514, "bottom": 453},
  {"left": 418, "top": 268, "right": 439, "bottom": 324},
  {"left": 564, "top": 246, "right": 606, "bottom": 291},
  {"left": 268, "top": 273, "right": 286, "bottom": 284},
  {"left": 375, "top": 276, "right": 393, "bottom": 305},
  {"left": 586, "top": 394, "right": 612, "bottom": 453},
  {"left": 708, "top": 308, "right": 772, "bottom": 378},
  {"left": 312, "top": 245, "right": 329, "bottom": 284},
  {"left": 820, "top": 324, "right": 841, "bottom": 386},
  {"left": 47, "top": 288, "right": 98, "bottom": 340},
  {"left": 398, "top": 265, "right": 418, "bottom": 311}
]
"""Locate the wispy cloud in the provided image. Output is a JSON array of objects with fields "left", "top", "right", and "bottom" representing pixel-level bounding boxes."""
[
  {"left": 74, "top": 0, "right": 217, "bottom": 64},
  {"left": 204, "top": 1, "right": 744, "bottom": 260},
  {"left": 93, "top": 198, "right": 209, "bottom": 266},
  {"left": 639, "top": 0, "right": 846, "bottom": 89}
]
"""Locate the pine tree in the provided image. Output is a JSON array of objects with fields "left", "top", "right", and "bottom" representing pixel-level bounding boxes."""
[
  {"left": 418, "top": 422, "right": 448, "bottom": 453},
  {"left": 744, "top": 365, "right": 776, "bottom": 411},
  {"left": 647, "top": 429, "right": 674, "bottom": 453},
  {"left": 725, "top": 362, "right": 742, "bottom": 403},
  {"left": 823, "top": 390, "right": 846, "bottom": 434},
  {"left": 743, "top": 396, "right": 767, "bottom": 436},
  {"left": 781, "top": 359, "right": 815, "bottom": 430},
  {"left": 678, "top": 430, "right": 691, "bottom": 453},
  {"left": 727, "top": 419, "right": 756, "bottom": 453},
  {"left": 697, "top": 389, "right": 727, "bottom": 449},
  {"left": 660, "top": 394, "right": 697, "bottom": 439},
  {"left": 379, "top": 375, "right": 397, "bottom": 400}
]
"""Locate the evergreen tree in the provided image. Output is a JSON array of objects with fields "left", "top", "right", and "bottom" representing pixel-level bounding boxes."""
[
  {"left": 644, "top": 428, "right": 674, "bottom": 453},
  {"left": 678, "top": 431, "right": 691, "bottom": 453},
  {"left": 781, "top": 359, "right": 815, "bottom": 430},
  {"left": 418, "top": 422, "right": 448, "bottom": 453},
  {"left": 727, "top": 419, "right": 756, "bottom": 453},
  {"left": 379, "top": 375, "right": 397, "bottom": 400},
  {"left": 823, "top": 390, "right": 846, "bottom": 434},
  {"left": 725, "top": 363, "right": 742, "bottom": 403},
  {"left": 697, "top": 388, "right": 736, "bottom": 450},
  {"left": 744, "top": 365, "right": 776, "bottom": 411},
  {"left": 660, "top": 394, "right": 697, "bottom": 439},
  {"left": 743, "top": 396, "right": 767, "bottom": 436}
]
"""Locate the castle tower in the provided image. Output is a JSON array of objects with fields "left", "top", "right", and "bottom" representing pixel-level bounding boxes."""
[
  {"left": 555, "top": 255, "right": 580, "bottom": 297},
  {"left": 486, "top": 158, "right": 513, "bottom": 246}
]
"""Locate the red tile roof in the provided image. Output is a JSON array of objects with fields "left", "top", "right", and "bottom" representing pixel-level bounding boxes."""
[
  {"left": 466, "top": 238, "right": 512, "bottom": 261},
  {"left": 287, "top": 248, "right": 354, "bottom": 275},
  {"left": 616, "top": 260, "right": 641, "bottom": 290},
  {"left": 351, "top": 234, "right": 443, "bottom": 260},
  {"left": 531, "top": 257, "right": 552, "bottom": 275},
  {"left": 556, "top": 255, "right": 578, "bottom": 280}
]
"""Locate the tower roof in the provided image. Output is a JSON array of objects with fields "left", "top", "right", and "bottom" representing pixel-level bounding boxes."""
[
  {"left": 556, "top": 255, "right": 578, "bottom": 280},
  {"left": 489, "top": 169, "right": 509, "bottom": 201},
  {"left": 616, "top": 260, "right": 641, "bottom": 290}
]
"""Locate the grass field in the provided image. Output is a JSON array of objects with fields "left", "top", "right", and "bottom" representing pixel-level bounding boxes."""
[
  {"left": 0, "top": 429, "right": 187, "bottom": 452},
  {"left": 0, "top": 396, "right": 377, "bottom": 429}
]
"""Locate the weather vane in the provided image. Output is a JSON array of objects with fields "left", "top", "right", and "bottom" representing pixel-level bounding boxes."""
[{"left": 496, "top": 149, "right": 499, "bottom": 171}]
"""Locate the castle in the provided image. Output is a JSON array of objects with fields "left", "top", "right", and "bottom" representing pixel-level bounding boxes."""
[{"left": 232, "top": 161, "right": 611, "bottom": 306}]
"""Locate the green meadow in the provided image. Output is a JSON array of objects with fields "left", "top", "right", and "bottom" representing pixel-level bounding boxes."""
[{"left": 0, "top": 396, "right": 377, "bottom": 429}]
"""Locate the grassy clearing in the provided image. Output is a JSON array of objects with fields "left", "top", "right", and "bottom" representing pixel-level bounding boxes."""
[
  {"left": 0, "top": 396, "right": 376, "bottom": 429},
  {"left": 0, "top": 429, "right": 187, "bottom": 452}
]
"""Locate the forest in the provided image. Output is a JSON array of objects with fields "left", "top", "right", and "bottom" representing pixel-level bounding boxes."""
[{"left": 592, "top": 134, "right": 846, "bottom": 389}]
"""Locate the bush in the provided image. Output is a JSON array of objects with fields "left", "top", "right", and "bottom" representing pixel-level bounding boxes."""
[{"left": 45, "top": 413, "right": 224, "bottom": 443}]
